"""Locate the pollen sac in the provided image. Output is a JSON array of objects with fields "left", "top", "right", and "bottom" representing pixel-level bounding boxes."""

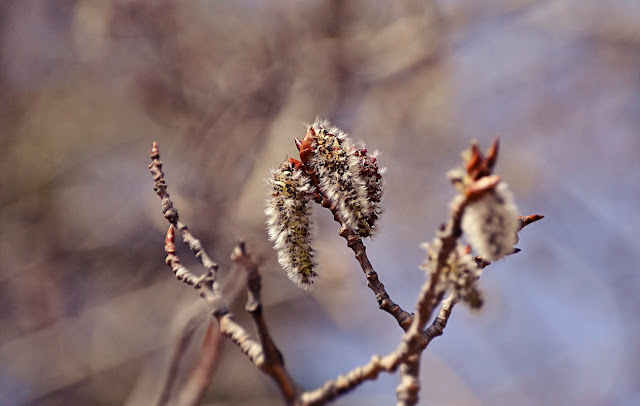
[
  {"left": 461, "top": 182, "right": 519, "bottom": 261},
  {"left": 265, "top": 159, "right": 317, "bottom": 289},
  {"left": 303, "top": 118, "right": 383, "bottom": 237}
]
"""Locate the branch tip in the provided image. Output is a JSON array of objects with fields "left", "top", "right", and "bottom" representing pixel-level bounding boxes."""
[
  {"left": 519, "top": 214, "right": 544, "bottom": 229},
  {"left": 150, "top": 141, "right": 160, "bottom": 159},
  {"left": 486, "top": 136, "right": 499, "bottom": 170}
]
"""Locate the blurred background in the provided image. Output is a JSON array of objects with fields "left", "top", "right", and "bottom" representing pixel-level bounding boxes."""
[{"left": 1, "top": 0, "right": 639, "bottom": 405}]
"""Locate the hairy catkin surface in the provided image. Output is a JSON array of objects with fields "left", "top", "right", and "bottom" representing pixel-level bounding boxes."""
[
  {"left": 462, "top": 182, "right": 519, "bottom": 260},
  {"left": 307, "top": 119, "right": 383, "bottom": 237},
  {"left": 265, "top": 160, "right": 317, "bottom": 289}
]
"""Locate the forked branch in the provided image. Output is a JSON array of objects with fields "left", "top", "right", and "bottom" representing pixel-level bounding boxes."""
[{"left": 148, "top": 132, "right": 542, "bottom": 406}]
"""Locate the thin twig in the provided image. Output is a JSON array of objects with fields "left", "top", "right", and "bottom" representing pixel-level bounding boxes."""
[
  {"left": 345, "top": 233, "right": 414, "bottom": 330},
  {"left": 149, "top": 142, "right": 219, "bottom": 280},
  {"left": 150, "top": 139, "right": 541, "bottom": 406},
  {"left": 232, "top": 240, "right": 300, "bottom": 403},
  {"left": 308, "top": 176, "right": 414, "bottom": 331},
  {"left": 299, "top": 195, "right": 469, "bottom": 405},
  {"left": 150, "top": 142, "right": 300, "bottom": 405},
  {"left": 422, "top": 293, "right": 458, "bottom": 346},
  {"left": 163, "top": 224, "right": 261, "bottom": 371}
]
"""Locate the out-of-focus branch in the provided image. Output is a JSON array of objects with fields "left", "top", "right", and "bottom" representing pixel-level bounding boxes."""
[
  {"left": 149, "top": 142, "right": 219, "bottom": 281},
  {"left": 150, "top": 142, "right": 300, "bottom": 405},
  {"left": 156, "top": 303, "right": 208, "bottom": 406},
  {"left": 397, "top": 355, "right": 420, "bottom": 406},
  {"left": 422, "top": 293, "right": 458, "bottom": 345},
  {"left": 174, "top": 321, "right": 223, "bottom": 406}
]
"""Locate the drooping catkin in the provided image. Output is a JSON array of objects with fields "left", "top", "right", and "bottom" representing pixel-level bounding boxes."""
[
  {"left": 461, "top": 182, "right": 519, "bottom": 261},
  {"left": 302, "top": 118, "right": 383, "bottom": 237},
  {"left": 265, "top": 159, "right": 317, "bottom": 289}
]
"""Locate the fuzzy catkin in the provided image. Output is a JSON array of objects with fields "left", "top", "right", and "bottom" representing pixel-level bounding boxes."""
[
  {"left": 354, "top": 147, "right": 385, "bottom": 236},
  {"left": 461, "top": 182, "right": 519, "bottom": 260},
  {"left": 265, "top": 160, "right": 317, "bottom": 289},
  {"left": 307, "top": 119, "right": 382, "bottom": 237}
]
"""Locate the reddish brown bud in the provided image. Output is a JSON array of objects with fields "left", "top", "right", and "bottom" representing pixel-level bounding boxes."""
[
  {"left": 299, "top": 127, "right": 316, "bottom": 165},
  {"left": 150, "top": 141, "right": 160, "bottom": 160},
  {"left": 288, "top": 157, "right": 304, "bottom": 169},
  {"left": 486, "top": 137, "right": 500, "bottom": 171},
  {"left": 466, "top": 174, "right": 501, "bottom": 198},
  {"left": 518, "top": 214, "right": 544, "bottom": 230},
  {"left": 465, "top": 144, "right": 483, "bottom": 179},
  {"left": 294, "top": 137, "right": 302, "bottom": 151},
  {"left": 165, "top": 225, "right": 175, "bottom": 253}
]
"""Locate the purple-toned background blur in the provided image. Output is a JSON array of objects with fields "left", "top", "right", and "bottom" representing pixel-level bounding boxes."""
[{"left": 1, "top": 1, "right": 639, "bottom": 405}]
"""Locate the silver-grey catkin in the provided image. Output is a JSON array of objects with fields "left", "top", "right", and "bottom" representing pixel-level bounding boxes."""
[
  {"left": 265, "top": 160, "right": 317, "bottom": 289},
  {"left": 307, "top": 118, "right": 382, "bottom": 237},
  {"left": 461, "top": 182, "right": 519, "bottom": 260}
]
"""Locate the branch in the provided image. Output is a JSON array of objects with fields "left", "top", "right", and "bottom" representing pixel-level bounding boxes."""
[
  {"left": 150, "top": 142, "right": 300, "bottom": 405},
  {"left": 156, "top": 256, "right": 248, "bottom": 406},
  {"left": 299, "top": 194, "right": 469, "bottom": 405},
  {"left": 306, "top": 172, "right": 414, "bottom": 330},
  {"left": 231, "top": 240, "right": 299, "bottom": 402},
  {"left": 149, "top": 142, "right": 219, "bottom": 280},
  {"left": 422, "top": 293, "right": 458, "bottom": 345}
]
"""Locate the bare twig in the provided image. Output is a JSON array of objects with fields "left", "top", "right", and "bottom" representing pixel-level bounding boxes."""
[
  {"left": 304, "top": 168, "right": 414, "bottom": 330},
  {"left": 344, "top": 234, "right": 415, "bottom": 330},
  {"left": 232, "top": 240, "right": 299, "bottom": 403},
  {"left": 149, "top": 142, "right": 219, "bottom": 280},
  {"left": 151, "top": 142, "right": 300, "bottom": 405},
  {"left": 422, "top": 293, "right": 458, "bottom": 345},
  {"left": 150, "top": 138, "right": 541, "bottom": 406},
  {"left": 299, "top": 194, "right": 470, "bottom": 405}
]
